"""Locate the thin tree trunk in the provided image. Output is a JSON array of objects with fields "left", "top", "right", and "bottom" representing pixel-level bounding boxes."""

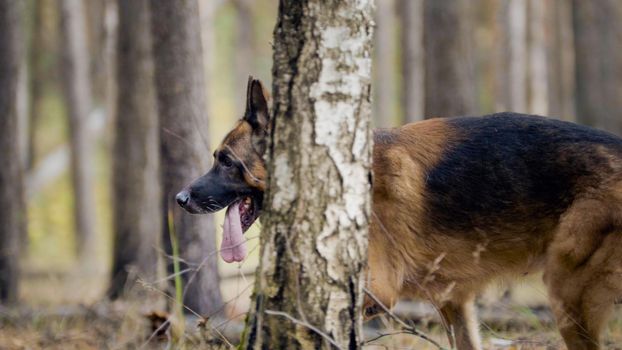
[
  {"left": 27, "top": 0, "right": 46, "bottom": 171},
  {"left": 108, "top": 0, "right": 160, "bottom": 300},
  {"left": 16, "top": 4, "right": 29, "bottom": 253},
  {"left": 373, "top": 0, "right": 395, "bottom": 127},
  {"left": 233, "top": 0, "right": 255, "bottom": 116},
  {"left": 84, "top": 0, "right": 117, "bottom": 110},
  {"left": 243, "top": 1, "right": 374, "bottom": 348},
  {"left": 150, "top": 0, "right": 223, "bottom": 316},
  {"left": 494, "top": 0, "right": 527, "bottom": 113},
  {"left": 0, "top": 0, "right": 25, "bottom": 304},
  {"left": 27, "top": 0, "right": 63, "bottom": 171},
  {"left": 546, "top": 0, "right": 575, "bottom": 121},
  {"left": 198, "top": 0, "right": 216, "bottom": 122},
  {"left": 17, "top": 42, "right": 29, "bottom": 173},
  {"left": 101, "top": 0, "right": 118, "bottom": 139},
  {"left": 573, "top": 0, "right": 622, "bottom": 134},
  {"left": 84, "top": 0, "right": 105, "bottom": 102},
  {"left": 527, "top": 0, "right": 549, "bottom": 116},
  {"left": 59, "top": 0, "right": 97, "bottom": 258},
  {"left": 400, "top": 0, "right": 424, "bottom": 123},
  {"left": 424, "top": 0, "right": 477, "bottom": 117}
]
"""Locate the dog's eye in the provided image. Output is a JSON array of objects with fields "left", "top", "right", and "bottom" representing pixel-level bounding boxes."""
[{"left": 221, "top": 155, "right": 233, "bottom": 168}]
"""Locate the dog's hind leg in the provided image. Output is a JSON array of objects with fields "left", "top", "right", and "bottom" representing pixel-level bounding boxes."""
[
  {"left": 545, "top": 199, "right": 622, "bottom": 350},
  {"left": 438, "top": 295, "right": 481, "bottom": 350}
]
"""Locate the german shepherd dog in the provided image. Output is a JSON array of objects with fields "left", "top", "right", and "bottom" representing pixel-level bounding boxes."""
[{"left": 177, "top": 78, "right": 622, "bottom": 350}]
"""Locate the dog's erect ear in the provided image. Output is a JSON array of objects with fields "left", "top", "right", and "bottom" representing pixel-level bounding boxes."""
[
  {"left": 244, "top": 76, "right": 271, "bottom": 155},
  {"left": 244, "top": 76, "right": 270, "bottom": 132}
]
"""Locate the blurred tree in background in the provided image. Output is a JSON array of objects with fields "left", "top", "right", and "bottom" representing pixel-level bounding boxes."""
[
  {"left": 150, "top": 0, "right": 223, "bottom": 316},
  {"left": 59, "top": 0, "right": 97, "bottom": 259},
  {"left": 424, "top": 0, "right": 478, "bottom": 117},
  {"left": 573, "top": 0, "right": 622, "bottom": 134},
  {"left": 0, "top": 0, "right": 26, "bottom": 304},
  {"left": 108, "top": 0, "right": 160, "bottom": 300},
  {"left": 374, "top": 0, "right": 396, "bottom": 127},
  {"left": 400, "top": 0, "right": 424, "bottom": 123}
]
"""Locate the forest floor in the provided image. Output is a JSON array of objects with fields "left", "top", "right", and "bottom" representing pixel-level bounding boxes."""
[{"left": 2, "top": 267, "right": 622, "bottom": 349}]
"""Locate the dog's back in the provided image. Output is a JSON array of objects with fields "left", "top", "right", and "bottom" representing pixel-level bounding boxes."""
[
  {"left": 425, "top": 113, "right": 622, "bottom": 232},
  {"left": 368, "top": 112, "right": 622, "bottom": 349}
]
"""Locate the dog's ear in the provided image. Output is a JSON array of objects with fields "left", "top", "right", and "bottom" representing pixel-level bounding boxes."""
[
  {"left": 244, "top": 76, "right": 270, "bottom": 155},
  {"left": 244, "top": 76, "right": 270, "bottom": 132}
]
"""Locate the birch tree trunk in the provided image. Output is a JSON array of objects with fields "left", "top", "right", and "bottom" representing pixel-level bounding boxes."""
[
  {"left": 59, "top": 0, "right": 97, "bottom": 258},
  {"left": 572, "top": 0, "right": 622, "bottom": 134},
  {"left": 243, "top": 1, "right": 374, "bottom": 349},
  {"left": 373, "top": 0, "right": 395, "bottom": 127},
  {"left": 399, "top": 0, "right": 424, "bottom": 123},
  {"left": 150, "top": 0, "right": 223, "bottom": 316},
  {"left": 0, "top": 0, "right": 25, "bottom": 303},
  {"left": 108, "top": 0, "right": 160, "bottom": 300},
  {"left": 423, "top": 0, "right": 477, "bottom": 117}
]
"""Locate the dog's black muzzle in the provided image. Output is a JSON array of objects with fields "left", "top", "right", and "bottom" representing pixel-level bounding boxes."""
[{"left": 175, "top": 167, "right": 257, "bottom": 214}]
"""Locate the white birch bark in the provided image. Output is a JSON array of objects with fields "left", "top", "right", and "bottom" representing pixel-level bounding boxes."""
[{"left": 243, "top": 1, "right": 374, "bottom": 349}]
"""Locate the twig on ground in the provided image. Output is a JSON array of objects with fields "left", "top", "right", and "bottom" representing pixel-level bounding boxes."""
[
  {"left": 264, "top": 309, "right": 345, "bottom": 350},
  {"left": 363, "top": 287, "right": 449, "bottom": 350}
]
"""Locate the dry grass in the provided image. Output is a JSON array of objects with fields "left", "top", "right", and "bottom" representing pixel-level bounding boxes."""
[{"left": 4, "top": 264, "right": 622, "bottom": 350}]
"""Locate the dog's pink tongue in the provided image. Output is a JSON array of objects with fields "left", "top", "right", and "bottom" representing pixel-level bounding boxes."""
[{"left": 221, "top": 202, "right": 247, "bottom": 263}]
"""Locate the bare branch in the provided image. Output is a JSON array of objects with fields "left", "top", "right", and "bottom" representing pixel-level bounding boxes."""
[
  {"left": 264, "top": 309, "right": 345, "bottom": 350},
  {"left": 363, "top": 287, "right": 449, "bottom": 350}
]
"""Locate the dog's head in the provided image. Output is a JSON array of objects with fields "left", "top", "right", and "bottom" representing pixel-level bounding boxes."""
[{"left": 176, "top": 77, "right": 270, "bottom": 262}]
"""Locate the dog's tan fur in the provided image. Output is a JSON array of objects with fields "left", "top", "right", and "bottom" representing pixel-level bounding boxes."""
[
  {"left": 210, "top": 79, "right": 622, "bottom": 350},
  {"left": 365, "top": 120, "right": 622, "bottom": 350}
]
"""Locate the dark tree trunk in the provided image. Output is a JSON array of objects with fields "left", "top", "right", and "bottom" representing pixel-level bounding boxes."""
[
  {"left": 423, "top": 0, "right": 477, "bottom": 117},
  {"left": 27, "top": 0, "right": 46, "bottom": 171},
  {"left": 59, "top": 0, "right": 97, "bottom": 258},
  {"left": 149, "top": 0, "right": 223, "bottom": 316},
  {"left": 27, "top": 0, "right": 63, "bottom": 172},
  {"left": 0, "top": 0, "right": 25, "bottom": 304},
  {"left": 108, "top": 0, "right": 161, "bottom": 300},
  {"left": 572, "top": 0, "right": 622, "bottom": 134},
  {"left": 400, "top": 0, "right": 424, "bottom": 123},
  {"left": 243, "top": 1, "right": 374, "bottom": 348}
]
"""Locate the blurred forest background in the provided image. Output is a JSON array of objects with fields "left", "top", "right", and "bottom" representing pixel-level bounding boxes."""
[{"left": 1, "top": 0, "right": 622, "bottom": 349}]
